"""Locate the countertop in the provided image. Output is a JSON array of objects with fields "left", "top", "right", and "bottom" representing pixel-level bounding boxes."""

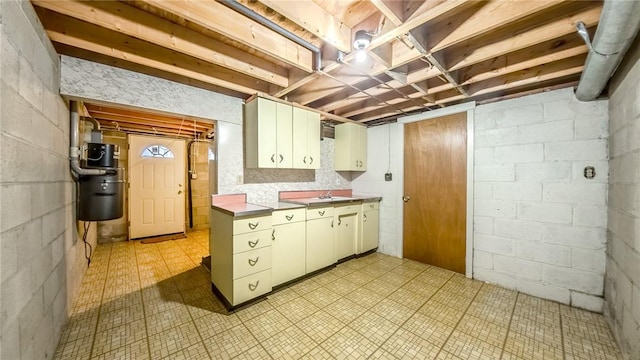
[
  {"left": 251, "top": 201, "right": 307, "bottom": 211},
  {"left": 212, "top": 195, "right": 382, "bottom": 217},
  {"left": 211, "top": 202, "right": 272, "bottom": 217}
]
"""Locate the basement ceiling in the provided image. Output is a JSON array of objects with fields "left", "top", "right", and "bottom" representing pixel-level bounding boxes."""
[
  {"left": 33, "top": 0, "right": 602, "bottom": 125},
  {"left": 83, "top": 103, "right": 215, "bottom": 138}
]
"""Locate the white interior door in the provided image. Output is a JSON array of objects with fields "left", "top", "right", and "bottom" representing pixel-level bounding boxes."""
[{"left": 128, "top": 135, "right": 186, "bottom": 239}]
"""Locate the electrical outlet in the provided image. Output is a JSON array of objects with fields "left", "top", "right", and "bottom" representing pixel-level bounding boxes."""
[{"left": 385, "top": 172, "right": 392, "bottom": 181}]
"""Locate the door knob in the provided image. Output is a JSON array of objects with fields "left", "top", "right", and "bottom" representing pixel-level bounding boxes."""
[
  {"left": 402, "top": 196, "right": 411, "bottom": 202},
  {"left": 178, "top": 190, "right": 183, "bottom": 194}
]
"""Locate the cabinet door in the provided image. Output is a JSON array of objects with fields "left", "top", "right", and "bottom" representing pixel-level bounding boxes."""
[
  {"left": 272, "top": 222, "right": 306, "bottom": 286},
  {"left": 276, "top": 102, "right": 293, "bottom": 168},
  {"left": 306, "top": 111, "right": 321, "bottom": 169},
  {"left": 356, "top": 125, "right": 367, "bottom": 171},
  {"left": 292, "top": 107, "right": 308, "bottom": 169},
  {"left": 336, "top": 213, "right": 357, "bottom": 261},
  {"left": 362, "top": 209, "right": 379, "bottom": 252},
  {"left": 306, "top": 217, "right": 335, "bottom": 273},
  {"left": 245, "top": 97, "right": 277, "bottom": 168}
]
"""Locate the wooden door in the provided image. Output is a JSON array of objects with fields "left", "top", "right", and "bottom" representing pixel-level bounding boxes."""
[
  {"left": 403, "top": 113, "right": 467, "bottom": 274},
  {"left": 129, "top": 135, "right": 186, "bottom": 239}
]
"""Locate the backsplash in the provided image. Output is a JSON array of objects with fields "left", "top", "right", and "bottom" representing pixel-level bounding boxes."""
[{"left": 217, "top": 121, "right": 351, "bottom": 203}]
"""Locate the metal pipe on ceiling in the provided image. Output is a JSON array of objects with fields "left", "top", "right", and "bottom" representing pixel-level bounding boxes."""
[
  {"left": 219, "top": 0, "right": 322, "bottom": 71},
  {"left": 575, "top": 0, "right": 640, "bottom": 101}
]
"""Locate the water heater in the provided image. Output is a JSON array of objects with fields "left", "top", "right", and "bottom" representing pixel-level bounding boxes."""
[{"left": 78, "top": 142, "right": 125, "bottom": 221}]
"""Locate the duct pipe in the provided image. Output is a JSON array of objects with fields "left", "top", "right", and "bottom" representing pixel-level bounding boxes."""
[
  {"left": 82, "top": 116, "right": 100, "bottom": 131},
  {"left": 575, "top": 0, "right": 640, "bottom": 101},
  {"left": 70, "top": 101, "right": 108, "bottom": 176},
  {"left": 219, "top": 0, "right": 322, "bottom": 71}
]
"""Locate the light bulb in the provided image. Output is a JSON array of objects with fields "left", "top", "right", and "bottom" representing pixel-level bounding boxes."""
[{"left": 355, "top": 49, "right": 367, "bottom": 62}]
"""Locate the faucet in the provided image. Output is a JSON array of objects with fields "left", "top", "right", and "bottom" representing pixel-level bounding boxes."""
[{"left": 320, "top": 189, "right": 333, "bottom": 199}]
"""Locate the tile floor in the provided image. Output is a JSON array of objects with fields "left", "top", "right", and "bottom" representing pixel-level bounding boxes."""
[{"left": 55, "top": 230, "right": 623, "bottom": 360}]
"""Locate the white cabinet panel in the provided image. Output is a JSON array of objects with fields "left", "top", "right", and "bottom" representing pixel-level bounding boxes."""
[
  {"left": 245, "top": 97, "right": 293, "bottom": 169},
  {"left": 335, "top": 122, "right": 367, "bottom": 171},
  {"left": 292, "top": 107, "right": 321, "bottom": 169},
  {"left": 306, "top": 217, "right": 335, "bottom": 273},
  {"left": 272, "top": 221, "right": 306, "bottom": 286}
]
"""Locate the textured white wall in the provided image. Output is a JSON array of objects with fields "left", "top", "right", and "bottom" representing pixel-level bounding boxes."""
[
  {"left": 1, "top": 1, "right": 95, "bottom": 358},
  {"left": 473, "top": 88, "right": 609, "bottom": 311},
  {"left": 606, "top": 35, "right": 640, "bottom": 360}
]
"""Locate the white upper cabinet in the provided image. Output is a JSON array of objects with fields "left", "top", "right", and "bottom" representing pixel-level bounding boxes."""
[
  {"left": 292, "top": 107, "right": 321, "bottom": 169},
  {"left": 245, "top": 97, "right": 293, "bottom": 168},
  {"left": 334, "top": 122, "right": 367, "bottom": 171}
]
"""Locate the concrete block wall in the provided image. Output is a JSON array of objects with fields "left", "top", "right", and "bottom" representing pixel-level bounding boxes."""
[
  {"left": 1, "top": 1, "right": 97, "bottom": 359},
  {"left": 473, "top": 88, "right": 609, "bottom": 311},
  {"left": 606, "top": 35, "right": 640, "bottom": 360}
]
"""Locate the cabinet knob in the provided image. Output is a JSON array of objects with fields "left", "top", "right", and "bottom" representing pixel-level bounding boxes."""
[
  {"left": 279, "top": 154, "right": 284, "bottom": 163},
  {"left": 272, "top": 229, "right": 275, "bottom": 241},
  {"left": 363, "top": 214, "right": 367, "bottom": 222},
  {"left": 318, "top": 210, "right": 325, "bottom": 216},
  {"left": 248, "top": 222, "right": 259, "bottom": 230},
  {"left": 338, "top": 218, "right": 342, "bottom": 226},
  {"left": 248, "top": 239, "right": 259, "bottom": 248},
  {"left": 271, "top": 154, "right": 275, "bottom": 163},
  {"left": 331, "top": 220, "right": 334, "bottom": 228},
  {"left": 402, "top": 196, "right": 411, "bottom": 203},
  {"left": 309, "top": 156, "right": 314, "bottom": 164},
  {"left": 248, "top": 280, "right": 260, "bottom": 291},
  {"left": 303, "top": 156, "right": 307, "bottom": 164},
  {"left": 248, "top": 257, "right": 259, "bottom": 266},
  {"left": 285, "top": 214, "right": 294, "bottom": 221}
]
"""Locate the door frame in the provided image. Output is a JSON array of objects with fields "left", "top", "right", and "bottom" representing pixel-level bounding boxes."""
[
  {"left": 127, "top": 134, "right": 187, "bottom": 239},
  {"left": 397, "top": 102, "right": 476, "bottom": 278}
]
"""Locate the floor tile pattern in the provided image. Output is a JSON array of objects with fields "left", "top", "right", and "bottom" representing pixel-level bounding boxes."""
[{"left": 54, "top": 230, "right": 623, "bottom": 359}]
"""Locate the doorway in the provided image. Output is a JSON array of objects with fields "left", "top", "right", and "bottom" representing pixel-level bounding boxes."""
[
  {"left": 403, "top": 113, "right": 467, "bottom": 274},
  {"left": 128, "top": 135, "right": 186, "bottom": 239}
]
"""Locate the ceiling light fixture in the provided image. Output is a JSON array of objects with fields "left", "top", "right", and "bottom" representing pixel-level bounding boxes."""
[{"left": 353, "top": 30, "right": 372, "bottom": 62}]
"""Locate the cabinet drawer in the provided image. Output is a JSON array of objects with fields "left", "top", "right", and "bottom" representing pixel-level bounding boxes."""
[
  {"left": 233, "top": 229, "right": 271, "bottom": 254},
  {"left": 306, "top": 206, "right": 334, "bottom": 220},
  {"left": 272, "top": 208, "right": 306, "bottom": 225},
  {"left": 335, "top": 204, "right": 360, "bottom": 215},
  {"left": 233, "top": 246, "right": 272, "bottom": 280},
  {"left": 233, "top": 269, "right": 272, "bottom": 305},
  {"left": 233, "top": 215, "right": 272, "bottom": 235},
  {"left": 363, "top": 201, "right": 379, "bottom": 211}
]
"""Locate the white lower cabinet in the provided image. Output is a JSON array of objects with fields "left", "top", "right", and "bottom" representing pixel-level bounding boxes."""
[
  {"left": 306, "top": 206, "right": 335, "bottom": 273},
  {"left": 210, "top": 209, "right": 272, "bottom": 307},
  {"left": 271, "top": 208, "right": 306, "bottom": 286},
  {"left": 335, "top": 204, "right": 361, "bottom": 261},
  {"left": 359, "top": 201, "right": 380, "bottom": 254}
]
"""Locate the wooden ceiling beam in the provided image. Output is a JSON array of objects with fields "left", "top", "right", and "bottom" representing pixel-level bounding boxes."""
[
  {"left": 258, "top": 0, "right": 352, "bottom": 53},
  {"left": 447, "top": 5, "right": 601, "bottom": 71},
  {"left": 457, "top": 34, "right": 589, "bottom": 86},
  {"left": 32, "top": 0, "right": 289, "bottom": 88},
  {"left": 98, "top": 122, "right": 198, "bottom": 137},
  {"left": 87, "top": 113, "right": 210, "bottom": 132},
  {"left": 466, "top": 55, "right": 586, "bottom": 96},
  {"left": 37, "top": 8, "right": 270, "bottom": 95},
  {"left": 142, "top": 0, "right": 314, "bottom": 73},
  {"left": 365, "top": 0, "right": 469, "bottom": 50},
  {"left": 428, "top": 0, "right": 564, "bottom": 53},
  {"left": 84, "top": 104, "right": 214, "bottom": 126}
]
